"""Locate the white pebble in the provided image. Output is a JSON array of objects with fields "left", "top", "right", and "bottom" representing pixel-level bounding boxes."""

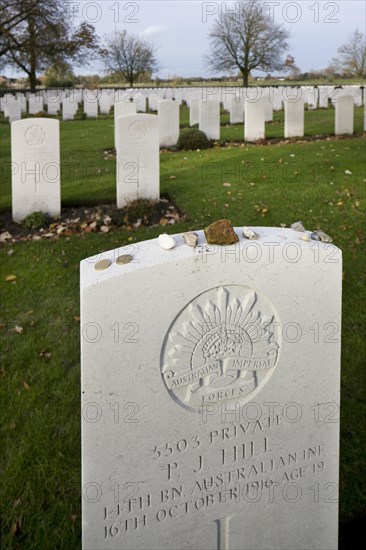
[
  {"left": 242, "top": 226, "right": 259, "bottom": 240},
  {"left": 158, "top": 233, "right": 176, "bottom": 250}
]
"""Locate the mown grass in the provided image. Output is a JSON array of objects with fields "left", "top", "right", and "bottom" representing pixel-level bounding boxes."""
[
  {"left": 0, "top": 107, "right": 365, "bottom": 548},
  {"left": 0, "top": 105, "right": 365, "bottom": 210}
]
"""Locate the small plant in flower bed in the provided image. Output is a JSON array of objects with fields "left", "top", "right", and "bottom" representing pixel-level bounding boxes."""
[
  {"left": 22, "top": 211, "right": 49, "bottom": 230},
  {"left": 176, "top": 129, "right": 213, "bottom": 151}
]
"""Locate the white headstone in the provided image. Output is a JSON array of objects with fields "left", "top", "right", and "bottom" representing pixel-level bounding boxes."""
[
  {"left": 136, "top": 93, "right": 147, "bottom": 113},
  {"left": 307, "top": 88, "right": 318, "bottom": 110},
  {"left": 335, "top": 95, "right": 354, "bottom": 135},
  {"left": 99, "top": 95, "right": 113, "bottom": 115},
  {"left": 81, "top": 226, "right": 342, "bottom": 550},
  {"left": 116, "top": 114, "right": 159, "bottom": 208},
  {"left": 174, "top": 90, "right": 183, "bottom": 105},
  {"left": 262, "top": 92, "right": 273, "bottom": 122},
  {"left": 148, "top": 94, "right": 159, "bottom": 112},
  {"left": 5, "top": 100, "right": 22, "bottom": 122},
  {"left": 229, "top": 97, "right": 244, "bottom": 124},
  {"left": 62, "top": 99, "right": 77, "bottom": 120},
  {"left": 284, "top": 98, "right": 305, "bottom": 138},
  {"left": 84, "top": 98, "right": 99, "bottom": 118},
  {"left": 29, "top": 94, "right": 44, "bottom": 115},
  {"left": 244, "top": 98, "right": 266, "bottom": 142},
  {"left": 47, "top": 100, "right": 60, "bottom": 115},
  {"left": 158, "top": 100, "right": 180, "bottom": 147},
  {"left": 273, "top": 88, "right": 283, "bottom": 111},
  {"left": 189, "top": 98, "right": 200, "bottom": 126},
  {"left": 199, "top": 100, "right": 220, "bottom": 140},
  {"left": 11, "top": 118, "right": 61, "bottom": 221},
  {"left": 114, "top": 101, "right": 138, "bottom": 149},
  {"left": 319, "top": 87, "right": 329, "bottom": 108}
]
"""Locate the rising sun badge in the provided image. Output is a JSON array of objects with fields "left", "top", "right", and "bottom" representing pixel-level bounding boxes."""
[{"left": 161, "top": 286, "right": 280, "bottom": 411}]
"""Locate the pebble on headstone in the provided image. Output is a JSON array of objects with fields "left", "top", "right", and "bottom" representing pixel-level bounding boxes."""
[
  {"left": 11, "top": 118, "right": 61, "bottom": 221},
  {"left": 204, "top": 219, "right": 239, "bottom": 245},
  {"left": 81, "top": 226, "right": 342, "bottom": 550}
]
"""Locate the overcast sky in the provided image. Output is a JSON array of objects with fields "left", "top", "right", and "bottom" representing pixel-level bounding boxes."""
[{"left": 6, "top": 0, "right": 366, "bottom": 78}]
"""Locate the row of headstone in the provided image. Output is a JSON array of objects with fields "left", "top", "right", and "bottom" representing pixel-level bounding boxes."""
[
  {"left": 9, "top": 112, "right": 162, "bottom": 221},
  {"left": 4, "top": 90, "right": 363, "bottom": 142},
  {"left": 10, "top": 106, "right": 176, "bottom": 221},
  {"left": 188, "top": 95, "right": 359, "bottom": 142},
  {"left": 80, "top": 223, "right": 342, "bottom": 550},
  {"left": 8, "top": 91, "right": 362, "bottom": 222},
  {"left": 2, "top": 85, "right": 364, "bottom": 119}
]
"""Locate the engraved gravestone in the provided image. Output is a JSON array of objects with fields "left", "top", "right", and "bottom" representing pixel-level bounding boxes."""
[
  {"left": 229, "top": 97, "right": 244, "bottom": 124},
  {"left": 11, "top": 118, "right": 60, "bottom": 221},
  {"left": 114, "top": 101, "right": 137, "bottom": 150},
  {"left": 5, "top": 99, "right": 22, "bottom": 123},
  {"left": 81, "top": 226, "right": 341, "bottom": 550},
  {"left": 335, "top": 95, "right": 354, "bottom": 135},
  {"left": 284, "top": 97, "right": 305, "bottom": 138},
  {"left": 244, "top": 98, "right": 266, "bottom": 142},
  {"left": 84, "top": 97, "right": 99, "bottom": 118},
  {"left": 158, "top": 100, "right": 180, "bottom": 147},
  {"left": 199, "top": 100, "right": 220, "bottom": 140},
  {"left": 189, "top": 98, "right": 200, "bottom": 126},
  {"left": 116, "top": 113, "right": 159, "bottom": 208}
]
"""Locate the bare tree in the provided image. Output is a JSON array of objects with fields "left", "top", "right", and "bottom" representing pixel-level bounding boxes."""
[
  {"left": 102, "top": 30, "right": 158, "bottom": 87},
  {"left": 0, "top": 0, "right": 101, "bottom": 91},
  {"left": 331, "top": 29, "right": 366, "bottom": 79},
  {"left": 205, "top": 0, "right": 290, "bottom": 87}
]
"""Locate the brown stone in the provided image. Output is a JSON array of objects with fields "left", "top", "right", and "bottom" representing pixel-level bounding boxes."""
[{"left": 204, "top": 219, "right": 239, "bottom": 245}]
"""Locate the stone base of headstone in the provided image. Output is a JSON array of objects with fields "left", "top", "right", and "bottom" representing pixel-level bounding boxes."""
[{"left": 81, "top": 227, "right": 341, "bottom": 550}]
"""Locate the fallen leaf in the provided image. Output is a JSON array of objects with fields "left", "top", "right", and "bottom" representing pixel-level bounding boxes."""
[
  {"left": 222, "top": 182, "right": 231, "bottom": 187},
  {"left": 74, "top": 316, "right": 80, "bottom": 322},
  {"left": 5, "top": 275, "right": 16, "bottom": 282},
  {"left": 23, "top": 382, "right": 30, "bottom": 390},
  {"left": 12, "top": 518, "right": 22, "bottom": 536}
]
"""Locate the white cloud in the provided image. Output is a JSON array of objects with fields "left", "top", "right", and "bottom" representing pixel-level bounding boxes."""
[{"left": 140, "top": 25, "right": 167, "bottom": 39}]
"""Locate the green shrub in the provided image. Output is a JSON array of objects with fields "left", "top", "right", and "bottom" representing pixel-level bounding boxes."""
[
  {"left": 176, "top": 129, "right": 213, "bottom": 151},
  {"left": 22, "top": 211, "right": 49, "bottom": 229},
  {"left": 124, "top": 199, "right": 157, "bottom": 223}
]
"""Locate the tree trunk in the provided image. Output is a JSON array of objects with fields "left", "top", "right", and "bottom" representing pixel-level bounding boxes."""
[
  {"left": 29, "top": 68, "right": 37, "bottom": 92},
  {"left": 242, "top": 71, "right": 249, "bottom": 87},
  {"left": 28, "top": 15, "right": 37, "bottom": 92}
]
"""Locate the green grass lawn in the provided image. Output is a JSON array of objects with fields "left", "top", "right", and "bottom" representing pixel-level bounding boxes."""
[{"left": 0, "top": 109, "right": 365, "bottom": 548}]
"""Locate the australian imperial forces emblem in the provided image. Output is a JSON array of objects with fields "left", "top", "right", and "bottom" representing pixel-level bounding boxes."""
[{"left": 161, "top": 286, "right": 280, "bottom": 410}]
